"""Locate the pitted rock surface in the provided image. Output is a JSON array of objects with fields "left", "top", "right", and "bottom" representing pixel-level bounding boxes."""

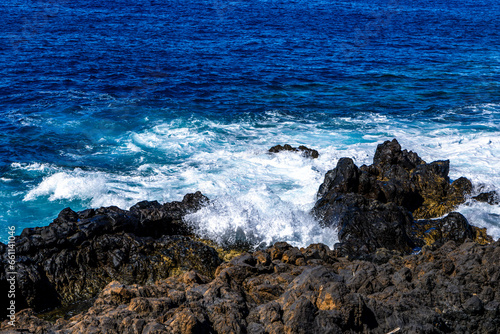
[{"left": 3, "top": 240, "right": 499, "bottom": 333}]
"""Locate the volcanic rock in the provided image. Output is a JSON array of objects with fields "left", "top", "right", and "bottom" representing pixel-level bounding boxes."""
[
  {"left": 3, "top": 240, "right": 499, "bottom": 333},
  {"left": 313, "top": 139, "right": 489, "bottom": 258},
  {"left": 0, "top": 192, "right": 221, "bottom": 314},
  {"left": 473, "top": 191, "right": 500, "bottom": 205},
  {"left": 269, "top": 144, "right": 319, "bottom": 159},
  {"left": 410, "top": 211, "right": 475, "bottom": 246},
  {"left": 314, "top": 192, "right": 416, "bottom": 257}
]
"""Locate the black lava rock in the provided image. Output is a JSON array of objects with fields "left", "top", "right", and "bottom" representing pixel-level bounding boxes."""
[{"left": 269, "top": 144, "right": 319, "bottom": 159}]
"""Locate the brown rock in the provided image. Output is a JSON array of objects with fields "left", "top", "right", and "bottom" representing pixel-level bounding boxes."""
[{"left": 2, "top": 240, "right": 500, "bottom": 333}]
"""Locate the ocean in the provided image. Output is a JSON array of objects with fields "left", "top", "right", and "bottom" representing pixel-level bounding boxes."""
[{"left": 1, "top": 0, "right": 499, "bottom": 246}]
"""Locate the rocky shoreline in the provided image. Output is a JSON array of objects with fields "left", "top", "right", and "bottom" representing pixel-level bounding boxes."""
[{"left": 1, "top": 139, "right": 499, "bottom": 333}]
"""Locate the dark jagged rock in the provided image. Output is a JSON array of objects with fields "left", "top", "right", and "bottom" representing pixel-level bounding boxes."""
[
  {"left": 411, "top": 212, "right": 475, "bottom": 246},
  {"left": 269, "top": 144, "right": 319, "bottom": 159},
  {"left": 4, "top": 240, "right": 499, "bottom": 333},
  {"left": 16, "top": 192, "right": 208, "bottom": 255},
  {"left": 375, "top": 140, "right": 472, "bottom": 218},
  {"left": 473, "top": 191, "right": 500, "bottom": 205},
  {"left": 317, "top": 158, "right": 359, "bottom": 198},
  {"left": 0, "top": 192, "right": 221, "bottom": 314},
  {"left": 314, "top": 192, "right": 415, "bottom": 257},
  {"left": 358, "top": 139, "right": 472, "bottom": 218},
  {"left": 313, "top": 139, "right": 488, "bottom": 258},
  {"left": 373, "top": 137, "right": 425, "bottom": 169}
]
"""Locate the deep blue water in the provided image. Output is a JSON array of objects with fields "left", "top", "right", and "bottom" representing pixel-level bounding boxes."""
[{"left": 1, "top": 0, "right": 499, "bottom": 245}]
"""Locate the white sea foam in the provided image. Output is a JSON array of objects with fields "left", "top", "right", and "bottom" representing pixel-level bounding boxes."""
[
  {"left": 458, "top": 201, "right": 500, "bottom": 240},
  {"left": 24, "top": 171, "right": 107, "bottom": 202},
  {"left": 185, "top": 187, "right": 338, "bottom": 249},
  {"left": 18, "top": 106, "right": 500, "bottom": 244},
  {"left": 11, "top": 162, "right": 52, "bottom": 172}
]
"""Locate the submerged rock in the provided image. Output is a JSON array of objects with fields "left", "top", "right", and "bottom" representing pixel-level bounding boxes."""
[
  {"left": 473, "top": 191, "right": 500, "bottom": 205},
  {"left": 269, "top": 144, "right": 319, "bottom": 159},
  {"left": 3, "top": 240, "right": 499, "bottom": 333}
]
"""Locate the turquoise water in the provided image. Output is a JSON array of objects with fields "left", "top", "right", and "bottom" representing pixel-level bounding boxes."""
[{"left": 1, "top": 0, "right": 499, "bottom": 245}]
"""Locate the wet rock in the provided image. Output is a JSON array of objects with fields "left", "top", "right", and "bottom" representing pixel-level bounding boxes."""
[
  {"left": 359, "top": 139, "right": 471, "bottom": 218},
  {"left": 411, "top": 212, "right": 476, "bottom": 246},
  {"left": 373, "top": 138, "right": 425, "bottom": 169},
  {"left": 130, "top": 191, "right": 208, "bottom": 237},
  {"left": 473, "top": 191, "right": 500, "bottom": 205},
  {"left": 269, "top": 144, "right": 319, "bottom": 159},
  {"left": 54, "top": 207, "right": 80, "bottom": 224}
]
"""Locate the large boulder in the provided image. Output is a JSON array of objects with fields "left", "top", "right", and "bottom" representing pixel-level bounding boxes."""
[
  {"left": 369, "top": 139, "right": 472, "bottom": 218},
  {"left": 313, "top": 139, "right": 489, "bottom": 258}
]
